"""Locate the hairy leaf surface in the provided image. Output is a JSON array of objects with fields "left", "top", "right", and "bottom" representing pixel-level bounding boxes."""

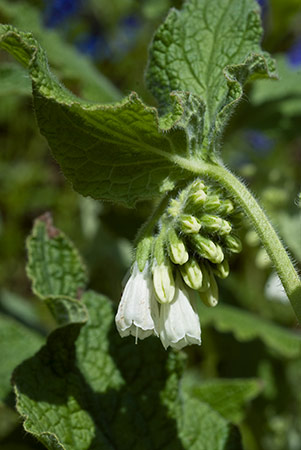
[
  {"left": 147, "top": 0, "right": 277, "bottom": 152},
  {"left": 0, "top": 25, "right": 194, "bottom": 206}
]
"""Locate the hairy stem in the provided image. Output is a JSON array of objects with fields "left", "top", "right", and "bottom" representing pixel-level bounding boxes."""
[
  {"left": 134, "top": 192, "right": 172, "bottom": 245},
  {"left": 174, "top": 156, "right": 301, "bottom": 321}
]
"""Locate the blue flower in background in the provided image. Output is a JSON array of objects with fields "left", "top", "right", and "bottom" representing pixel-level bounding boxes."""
[
  {"left": 76, "top": 33, "right": 111, "bottom": 61},
  {"left": 112, "top": 14, "right": 141, "bottom": 60},
  {"left": 43, "top": 0, "right": 81, "bottom": 28},
  {"left": 245, "top": 130, "right": 274, "bottom": 155},
  {"left": 287, "top": 38, "right": 301, "bottom": 68}
]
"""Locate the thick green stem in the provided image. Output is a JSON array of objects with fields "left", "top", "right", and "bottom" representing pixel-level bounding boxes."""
[{"left": 174, "top": 156, "right": 301, "bottom": 322}]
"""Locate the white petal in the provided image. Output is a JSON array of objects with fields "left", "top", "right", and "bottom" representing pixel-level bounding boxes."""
[
  {"left": 159, "top": 277, "right": 201, "bottom": 350},
  {"left": 115, "top": 262, "right": 159, "bottom": 340}
]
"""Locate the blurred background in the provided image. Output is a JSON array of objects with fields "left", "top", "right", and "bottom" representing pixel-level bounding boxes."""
[{"left": 0, "top": 0, "right": 300, "bottom": 449}]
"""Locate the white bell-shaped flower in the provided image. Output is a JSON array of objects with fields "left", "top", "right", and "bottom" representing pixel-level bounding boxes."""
[
  {"left": 159, "top": 275, "right": 201, "bottom": 350},
  {"left": 115, "top": 262, "right": 159, "bottom": 341}
]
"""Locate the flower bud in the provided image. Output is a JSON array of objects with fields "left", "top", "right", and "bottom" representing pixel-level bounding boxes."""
[
  {"left": 189, "top": 179, "right": 206, "bottom": 193},
  {"left": 212, "top": 243, "right": 224, "bottom": 264},
  {"left": 200, "top": 270, "right": 219, "bottom": 307},
  {"left": 212, "top": 259, "right": 230, "bottom": 279},
  {"left": 218, "top": 199, "right": 234, "bottom": 215},
  {"left": 167, "top": 228, "right": 189, "bottom": 265},
  {"left": 224, "top": 234, "right": 242, "bottom": 253},
  {"left": 198, "top": 262, "right": 211, "bottom": 291},
  {"left": 180, "top": 214, "right": 201, "bottom": 234},
  {"left": 200, "top": 214, "right": 222, "bottom": 232},
  {"left": 152, "top": 261, "right": 175, "bottom": 303},
  {"left": 219, "top": 219, "right": 232, "bottom": 235},
  {"left": 180, "top": 258, "right": 203, "bottom": 290},
  {"left": 188, "top": 182, "right": 207, "bottom": 207},
  {"left": 204, "top": 195, "right": 221, "bottom": 212},
  {"left": 191, "top": 234, "right": 220, "bottom": 263}
]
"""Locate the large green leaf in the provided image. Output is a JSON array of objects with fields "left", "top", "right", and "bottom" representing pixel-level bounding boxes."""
[
  {"left": 146, "top": 0, "right": 277, "bottom": 153},
  {"left": 0, "top": 25, "right": 192, "bottom": 207},
  {"left": 0, "top": 0, "right": 120, "bottom": 103},
  {"left": 198, "top": 302, "right": 301, "bottom": 358}
]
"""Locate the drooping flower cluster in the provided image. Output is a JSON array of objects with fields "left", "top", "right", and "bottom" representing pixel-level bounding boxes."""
[{"left": 115, "top": 179, "right": 243, "bottom": 350}]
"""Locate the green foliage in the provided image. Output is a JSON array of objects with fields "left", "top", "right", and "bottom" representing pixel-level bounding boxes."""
[
  {"left": 0, "top": 0, "right": 277, "bottom": 206},
  {"left": 12, "top": 216, "right": 243, "bottom": 450},
  {"left": 0, "top": 313, "right": 43, "bottom": 402},
  {"left": 251, "top": 55, "right": 301, "bottom": 117},
  {"left": 199, "top": 302, "right": 301, "bottom": 358},
  {"left": 0, "top": 61, "right": 30, "bottom": 96},
  {"left": 0, "top": 0, "right": 120, "bottom": 102},
  {"left": 146, "top": 0, "right": 277, "bottom": 155},
  {"left": 27, "top": 213, "right": 88, "bottom": 300},
  {"left": 0, "top": 1, "right": 301, "bottom": 449},
  {"left": 183, "top": 376, "right": 262, "bottom": 424}
]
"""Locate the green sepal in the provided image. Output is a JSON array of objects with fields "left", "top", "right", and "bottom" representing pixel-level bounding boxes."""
[
  {"left": 136, "top": 235, "right": 154, "bottom": 272},
  {"left": 191, "top": 234, "right": 219, "bottom": 264}
]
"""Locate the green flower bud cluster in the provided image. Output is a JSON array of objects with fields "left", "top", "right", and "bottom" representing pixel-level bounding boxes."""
[{"left": 136, "top": 179, "right": 242, "bottom": 307}]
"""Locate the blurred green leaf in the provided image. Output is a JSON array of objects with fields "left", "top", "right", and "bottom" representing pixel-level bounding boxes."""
[
  {"left": 0, "top": 314, "right": 43, "bottom": 402},
  {"left": 183, "top": 376, "right": 262, "bottom": 424},
  {"left": 0, "top": 403, "right": 20, "bottom": 440},
  {"left": 0, "top": 0, "right": 121, "bottom": 102},
  {"left": 276, "top": 212, "right": 301, "bottom": 262},
  {"left": 198, "top": 302, "right": 301, "bottom": 358},
  {"left": 179, "top": 394, "right": 243, "bottom": 450},
  {"left": 251, "top": 55, "right": 301, "bottom": 117},
  {"left": 0, "top": 61, "right": 31, "bottom": 96}
]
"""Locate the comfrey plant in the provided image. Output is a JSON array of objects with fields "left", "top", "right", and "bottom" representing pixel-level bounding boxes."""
[
  {"left": 1, "top": 0, "right": 300, "bottom": 355},
  {"left": 116, "top": 179, "right": 243, "bottom": 349}
]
